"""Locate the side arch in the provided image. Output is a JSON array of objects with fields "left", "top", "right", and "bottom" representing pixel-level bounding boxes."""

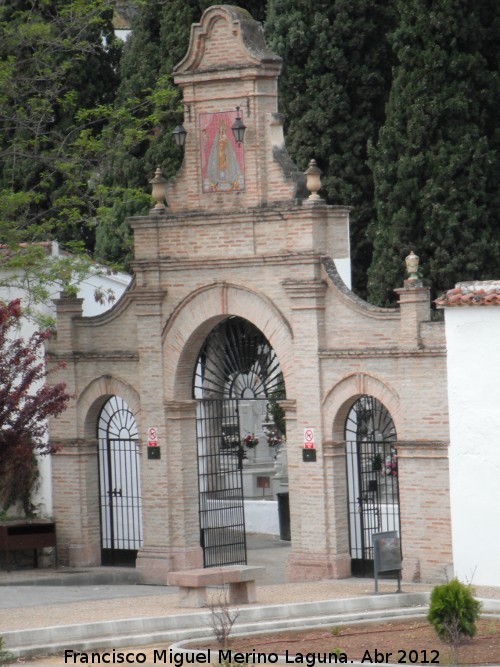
[
  {"left": 162, "top": 282, "right": 294, "bottom": 401},
  {"left": 323, "top": 372, "right": 401, "bottom": 441},
  {"left": 78, "top": 375, "right": 142, "bottom": 440}
]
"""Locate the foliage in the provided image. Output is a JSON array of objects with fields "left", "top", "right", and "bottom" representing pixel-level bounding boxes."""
[
  {"left": 0, "top": 241, "right": 119, "bottom": 328},
  {"left": 265, "top": 0, "right": 396, "bottom": 298},
  {"left": 0, "top": 300, "right": 70, "bottom": 515},
  {"left": 0, "top": 634, "right": 13, "bottom": 666},
  {"left": 0, "top": 0, "right": 124, "bottom": 305},
  {"left": 368, "top": 0, "right": 500, "bottom": 305},
  {"left": 427, "top": 578, "right": 481, "bottom": 645},
  {"left": 0, "top": 0, "right": 121, "bottom": 250}
]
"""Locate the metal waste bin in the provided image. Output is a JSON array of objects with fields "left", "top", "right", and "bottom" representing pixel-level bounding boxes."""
[{"left": 276, "top": 492, "right": 291, "bottom": 541}]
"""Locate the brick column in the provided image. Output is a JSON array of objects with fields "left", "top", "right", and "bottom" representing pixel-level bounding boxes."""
[
  {"left": 136, "top": 400, "right": 203, "bottom": 584},
  {"left": 396, "top": 439, "right": 452, "bottom": 582},
  {"left": 394, "top": 280, "right": 431, "bottom": 349},
  {"left": 51, "top": 440, "right": 101, "bottom": 566},
  {"left": 283, "top": 278, "right": 347, "bottom": 580},
  {"left": 50, "top": 296, "right": 99, "bottom": 566},
  {"left": 52, "top": 295, "right": 83, "bottom": 352},
  {"left": 323, "top": 440, "right": 351, "bottom": 576}
]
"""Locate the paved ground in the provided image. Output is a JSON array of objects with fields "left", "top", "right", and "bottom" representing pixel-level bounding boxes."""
[{"left": 0, "top": 534, "right": 499, "bottom": 666}]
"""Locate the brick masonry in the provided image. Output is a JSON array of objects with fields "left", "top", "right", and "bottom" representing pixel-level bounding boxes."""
[{"left": 48, "top": 5, "right": 451, "bottom": 584}]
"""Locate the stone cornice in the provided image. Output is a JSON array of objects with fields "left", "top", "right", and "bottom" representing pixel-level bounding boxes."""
[
  {"left": 322, "top": 440, "right": 346, "bottom": 457},
  {"left": 282, "top": 278, "right": 327, "bottom": 300},
  {"left": 128, "top": 202, "right": 349, "bottom": 229},
  {"left": 164, "top": 400, "right": 198, "bottom": 418},
  {"left": 133, "top": 253, "right": 322, "bottom": 273},
  {"left": 396, "top": 440, "right": 449, "bottom": 458},
  {"left": 49, "top": 352, "right": 139, "bottom": 362},
  {"left": 52, "top": 438, "right": 99, "bottom": 455},
  {"left": 320, "top": 347, "right": 446, "bottom": 359}
]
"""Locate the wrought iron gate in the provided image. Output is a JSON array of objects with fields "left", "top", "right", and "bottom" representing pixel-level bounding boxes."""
[
  {"left": 98, "top": 396, "right": 143, "bottom": 565},
  {"left": 194, "top": 316, "right": 285, "bottom": 567},
  {"left": 197, "top": 398, "right": 246, "bottom": 566},
  {"left": 345, "top": 395, "right": 400, "bottom": 576}
]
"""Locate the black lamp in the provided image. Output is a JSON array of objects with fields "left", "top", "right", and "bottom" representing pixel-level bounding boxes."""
[
  {"left": 231, "top": 106, "right": 246, "bottom": 146},
  {"left": 172, "top": 123, "right": 187, "bottom": 148}
]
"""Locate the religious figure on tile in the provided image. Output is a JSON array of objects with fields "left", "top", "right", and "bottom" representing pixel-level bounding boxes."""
[{"left": 200, "top": 111, "right": 245, "bottom": 192}]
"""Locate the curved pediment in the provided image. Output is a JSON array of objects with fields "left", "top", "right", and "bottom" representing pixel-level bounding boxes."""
[{"left": 174, "top": 4, "right": 281, "bottom": 74}]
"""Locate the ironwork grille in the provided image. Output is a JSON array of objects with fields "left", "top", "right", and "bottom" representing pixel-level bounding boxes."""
[
  {"left": 194, "top": 317, "right": 285, "bottom": 567},
  {"left": 193, "top": 317, "right": 284, "bottom": 401},
  {"left": 345, "top": 395, "right": 400, "bottom": 576},
  {"left": 97, "top": 396, "right": 143, "bottom": 564},
  {"left": 197, "top": 398, "right": 246, "bottom": 567}
]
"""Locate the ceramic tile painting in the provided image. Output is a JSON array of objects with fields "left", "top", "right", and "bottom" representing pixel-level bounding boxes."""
[{"left": 200, "top": 111, "right": 245, "bottom": 192}]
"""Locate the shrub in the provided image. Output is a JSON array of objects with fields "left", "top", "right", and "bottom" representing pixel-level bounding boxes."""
[{"left": 427, "top": 578, "right": 481, "bottom": 645}]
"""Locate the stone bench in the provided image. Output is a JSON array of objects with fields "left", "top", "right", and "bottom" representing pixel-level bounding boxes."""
[{"left": 167, "top": 565, "right": 264, "bottom": 607}]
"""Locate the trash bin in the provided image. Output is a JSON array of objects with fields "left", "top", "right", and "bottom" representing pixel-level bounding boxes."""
[{"left": 276, "top": 492, "right": 291, "bottom": 541}]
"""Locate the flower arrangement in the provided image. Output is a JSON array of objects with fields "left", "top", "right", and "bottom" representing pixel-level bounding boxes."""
[
  {"left": 384, "top": 453, "right": 398, "bottom": 477},
  {"left": 243, "top": 434, "right": 259, "bottom": 449},
  {"left": 266, "top": 426, "right": 284, "bottom": 448}
]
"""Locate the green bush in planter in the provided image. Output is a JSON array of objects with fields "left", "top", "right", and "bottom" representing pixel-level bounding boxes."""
[{"left": 427, "top": 578, "right": 481, "bottom": 644}]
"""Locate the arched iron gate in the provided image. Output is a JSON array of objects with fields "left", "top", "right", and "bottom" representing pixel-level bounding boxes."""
[
  {"left": 194, "top": 316, "right": 285, "bottom": 567},
  {"left": 345, "top": 395, "right": 400, "bottom": 576},
  {"left": 97, "top": 396, "right": 143, "bottom": 565}
]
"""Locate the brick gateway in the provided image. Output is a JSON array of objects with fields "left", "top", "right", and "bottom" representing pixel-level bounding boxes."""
[{"left": 48, "top": 5, "right": 451, "bottom": 584}]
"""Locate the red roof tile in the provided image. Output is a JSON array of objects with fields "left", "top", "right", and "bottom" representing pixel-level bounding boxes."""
[{"left": 435, "top": 281, "right": 500, "bottom": 307}]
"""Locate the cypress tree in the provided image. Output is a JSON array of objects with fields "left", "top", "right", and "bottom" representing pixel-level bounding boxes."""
[
  {"left": 265, "top": 0, "right": 395, "bottom": 297},
  {"left": 368, "top": 0, "right": 500, "bottom": 305}
]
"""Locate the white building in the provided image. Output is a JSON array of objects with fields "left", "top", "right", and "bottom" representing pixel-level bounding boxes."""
[{"left": 437, "top": 281, "right": 500, "bottom": 587}]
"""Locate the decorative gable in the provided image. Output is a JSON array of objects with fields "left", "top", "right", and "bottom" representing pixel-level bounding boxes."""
[{"left": 165, "top": 4, "right": 305, "bottom": 213}]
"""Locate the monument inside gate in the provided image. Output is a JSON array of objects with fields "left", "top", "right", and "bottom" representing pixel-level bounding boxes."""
[{"left": 49, "top": 5, "right": 452, "bottom": 585}]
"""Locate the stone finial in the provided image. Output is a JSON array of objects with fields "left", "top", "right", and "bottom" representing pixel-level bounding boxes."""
[
  {"left": 405, "top": 250, "right": 419, "bottom": 281},
  {"left": 304, "top": 159, "right": 322, "bottom": 200},
  {"left": 149, "top": 167, "right": 168, "bottom": 210}
]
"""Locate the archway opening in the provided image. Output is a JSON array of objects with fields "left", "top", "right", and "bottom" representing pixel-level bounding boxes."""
[
  {"left": 345, "top": 395, "right": 400, "bottom": 576},
  {"left": 193, "top": 316, "right": 285, "bottom": 567},
  {"left": 97, "top": 396, "right": 143, "bottom": 566}
]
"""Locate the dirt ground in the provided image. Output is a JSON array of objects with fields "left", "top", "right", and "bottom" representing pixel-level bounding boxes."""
[
  {"left": 19, "top": 618, "right": 500, "bottom": 665},
  {"left": 207, "top": 617, "right": 500, "bottom": 665}
]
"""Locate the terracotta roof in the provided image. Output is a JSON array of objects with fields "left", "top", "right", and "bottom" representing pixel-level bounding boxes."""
[{"left": 435, "top": 281, "right": 500, "bottom": 307}]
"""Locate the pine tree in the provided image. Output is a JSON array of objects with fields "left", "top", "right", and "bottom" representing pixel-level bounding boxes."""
[
  {"left": 265, "top": 0, "right": 396, "bottom": 297},
  {"left": 368, "top": 0, "right": 500, "bottom": 305}
]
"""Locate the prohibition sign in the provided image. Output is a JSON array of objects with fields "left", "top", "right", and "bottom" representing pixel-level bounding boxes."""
[{"left": 304, "top": 428, "right": 314, "bottom": 443}]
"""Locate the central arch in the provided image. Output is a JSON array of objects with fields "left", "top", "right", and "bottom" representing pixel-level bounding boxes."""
[{"left": 193, "top": 316, "right": 286, "bottom": 567}]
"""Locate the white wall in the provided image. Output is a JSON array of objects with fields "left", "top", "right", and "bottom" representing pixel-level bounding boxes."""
[
  {"left": 244, "top": 499, "right": 280, "bottom": 535},
  {"left": 445, "top": 306, "right": 500, "bottom": 586}
]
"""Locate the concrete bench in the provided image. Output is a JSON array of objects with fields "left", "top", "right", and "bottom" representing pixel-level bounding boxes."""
[{"left": 167, "top": 565, "right": 264, "bottom": 607}]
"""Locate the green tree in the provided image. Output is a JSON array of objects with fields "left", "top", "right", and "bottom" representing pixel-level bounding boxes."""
[
  {"left": 265, "top": 0, "right": 395, "bottom": 298},
  {"left": 0, "top": 0, "right": 121, "bottom": 249},
  {"left": 0, "top": 0, "right": 122, "bottom": 306},
  {"left": 94, "top": 0, "right": 268, "bottom": 267},
  {"left": 368, "top": 0, "right": 500, "bottom": 305}
]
